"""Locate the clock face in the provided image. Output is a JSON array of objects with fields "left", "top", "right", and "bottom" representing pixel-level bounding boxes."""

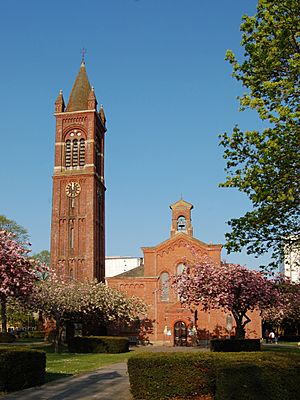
[{"left": 65, "top": 182, "right": 81, "bottom": 197}]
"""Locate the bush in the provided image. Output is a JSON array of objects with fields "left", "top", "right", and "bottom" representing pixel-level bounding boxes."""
[
  {"left": 128, "top": 352, "right": 300, "bottom": 400},
  {"left": 210, "top": 339, "right": 261, "bottom": 352},
  {"left": 0, "top": 332, "right": 16, "bottom": 343},
  {"left": 68, "top": 336, "right": 129, "bottom": 353},
  {"left": 128, "top": 353, "right": 216, "bottom": 400},
  {"left": 0, "top": 347, "right": 46, "bottom": 391}
]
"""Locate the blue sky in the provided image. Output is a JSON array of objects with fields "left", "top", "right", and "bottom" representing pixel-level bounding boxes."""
[{"left": 0, "top": 0, "right": 269, "bottom": 268}]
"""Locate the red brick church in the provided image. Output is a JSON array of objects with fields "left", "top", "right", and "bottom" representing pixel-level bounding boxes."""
[
  {"left": 50, "top": 62, "right": 261, "bottom": 345},
  {"left": 107, "top": 199, "right": 261, "bottom": 345}
]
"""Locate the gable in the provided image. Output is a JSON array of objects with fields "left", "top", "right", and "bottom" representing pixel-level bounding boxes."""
[{"left": 143, "top": 233, "right": 221, "bottom": 258}]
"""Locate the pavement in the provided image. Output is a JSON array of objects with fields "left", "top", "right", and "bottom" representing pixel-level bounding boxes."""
[
  {"left": 0, "top": 346, "right": 207, "bottom": 400},
  {"left": 1, "top": 362, "right": 130, "bottom": 400}
]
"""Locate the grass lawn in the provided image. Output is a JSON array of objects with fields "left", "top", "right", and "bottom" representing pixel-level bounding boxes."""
[{"left": 29, "top": 343, "right": 133, "bottom": 382}]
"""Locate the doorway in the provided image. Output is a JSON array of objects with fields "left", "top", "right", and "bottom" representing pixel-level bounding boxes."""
[{"left": 174, "top": 321, "right": 187, "bottom": 346}]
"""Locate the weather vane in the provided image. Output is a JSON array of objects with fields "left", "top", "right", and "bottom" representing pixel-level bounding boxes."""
[{"left": 81, "top": 48, "right": 87, "bottom": 62}]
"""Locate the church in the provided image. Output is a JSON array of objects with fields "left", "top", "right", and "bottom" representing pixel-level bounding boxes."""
[
  {"left": 107, "top": 199, "right": 261, "bottom": 345},
  {"left": 50, "top": 62, "right": 261, "bottom": 345}
]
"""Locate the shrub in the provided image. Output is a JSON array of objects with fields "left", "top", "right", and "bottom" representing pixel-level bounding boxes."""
[
  {"left": 0, "top": 347, "right": 46, "bottom": 391},
  {"left": 0, "top": 332, "right": 16, "bottom": 343},
  {"left": 216, "top": 360, "right": 300, "bottom": 400},
  {"left": 128, "top": 353, "right": 216, "bottom": 400},
  {"left": 210, "top": 339, "right": 261, "bottom": 352},
  {"left": 128, "top": 352, "right": 300, "bottom": 400},
  {"left": 68, "top": 336, "right": 129, "bottom": 353}
]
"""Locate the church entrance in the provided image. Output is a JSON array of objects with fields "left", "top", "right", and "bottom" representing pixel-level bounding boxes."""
[{"left": 174, "top": 321, "right": 187, "bottom": 346}]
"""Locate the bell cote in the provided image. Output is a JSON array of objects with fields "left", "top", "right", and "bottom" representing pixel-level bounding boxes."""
[{"left": 170, "top": 199, "right": 193, "bottom": 237}]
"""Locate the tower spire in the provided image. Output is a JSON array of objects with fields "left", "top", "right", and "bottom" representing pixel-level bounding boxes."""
[{"left": 66, "top": 61, "right": 92, "bottom": 112}]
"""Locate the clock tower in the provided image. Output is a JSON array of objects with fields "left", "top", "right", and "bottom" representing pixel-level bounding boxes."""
[{"left": 50, "top": 60, "right": 106, "bottom": 282}]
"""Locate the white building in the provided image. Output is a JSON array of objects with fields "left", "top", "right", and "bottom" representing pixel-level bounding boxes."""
[
  {"left": 280, "top": 237, "right": 300, "bottom": 283},
  {"left": 105, "top": 256, "right": 143, "bottom": 278}
]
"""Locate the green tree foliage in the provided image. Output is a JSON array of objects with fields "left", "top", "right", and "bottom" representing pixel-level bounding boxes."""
[
  {"left": 219, "top": 0, "right": 300, "bottom": 269},
  {"left": 0, "top": 215, "right": 29, "bottom": 244},
  {"left": 32, "top": 250, "right": 50, "bottom": 266}
]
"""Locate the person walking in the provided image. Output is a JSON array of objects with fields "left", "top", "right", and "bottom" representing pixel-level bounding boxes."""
[{"left": 269, "top": 330, "right": 275, "bottom": 344}]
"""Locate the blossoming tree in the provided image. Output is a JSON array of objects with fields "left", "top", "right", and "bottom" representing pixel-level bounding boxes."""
[
  {"left": 173, "top": 258, "right": 280, "bottom": 338},
  {"left": 0, "top": 230, "right": 45, "bottom": 332},
  {"left": 262, "top": 280, "right": 300, "bottom": 332},
  {"left": 30, "top": 275, "right": 147, "bottom": 351}
]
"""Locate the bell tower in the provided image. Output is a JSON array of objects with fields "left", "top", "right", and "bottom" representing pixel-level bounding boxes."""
[
  {"left": 50, "top": 61, "right": 106, "bottom": 282},
  {"left": 170, "top": 199, "right": 193, "bottom": 237}
]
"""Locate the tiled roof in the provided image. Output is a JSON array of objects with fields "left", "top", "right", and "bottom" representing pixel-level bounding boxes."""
[
  {"left": 66, "top": 62, "right": 92, "bottom": 112},
  {"left": 113, "top": 265, "right": 145, "bottom": 278}
]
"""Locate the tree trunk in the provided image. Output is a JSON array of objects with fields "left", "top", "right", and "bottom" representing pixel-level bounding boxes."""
[
  {"left": 235, "top": 324, "right": 246, "bottom": 339},
  {"left": 1, "top": 297, "right": 7, "bottom": 333},
  {"left": 232, "top": 311, "right": 247, "bottom": 339}
]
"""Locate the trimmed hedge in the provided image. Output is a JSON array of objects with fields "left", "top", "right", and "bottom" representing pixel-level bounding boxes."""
[
  {"left": 210, "top": 339, "right": 261, "bottom": 352},
  {"left": 128, "top": 352, "right": 215, "bottom": 400},
  {"left": 68, "top": 336, "right": 129, "bottom": 353},
  {"left": 0, "top": 347, "right": 46, "bottom": 391},
  {"left": 0, "top": 332, "right": 16, "bottom": 343},
  {"left": 128, "top": 351, "right": 300, "bottom": 400}
]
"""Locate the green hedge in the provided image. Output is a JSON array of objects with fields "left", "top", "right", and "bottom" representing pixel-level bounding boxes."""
[
  {"left": 128, "top": 352, "right": 215, "bottom": 400},
  {"left": 0, "top": 332, "right": 16, "bottom": 343},
  {"left": 210, "top": 339, "right": 261, "bottom": 352},
  {"left": 68, "top": 336, "right": 129, "bottom": 353},
  {"left": 128, "top": 352, "right": 300, "bottom": 400},
  {"left": 0, "top": 347, "right": 46, "bottom": 391}
]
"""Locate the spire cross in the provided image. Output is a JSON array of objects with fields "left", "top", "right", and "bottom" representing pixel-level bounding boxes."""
[{"left": 81, "top": 48, "right": 87, "bottom": 62}]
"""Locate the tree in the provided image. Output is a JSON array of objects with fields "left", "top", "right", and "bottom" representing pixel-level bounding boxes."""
[
  {"left": 0, "top": 230, "right": 44, "bottom": 332},
  {"left": 29, "top": 275, "right": 147, "bottom": 352},
  {"left": 32, "top": 250, "right": 50, "bottom": 266},
  {"left": 0, "top": 215, "right": 29, "bottom": 244},
  {"left": 173, "top": 257, "right": 280, "bottom": 338},
  {"left": 262, "top": 280, "right": 300, "bottom": 334},
  {"left": 219, "top": 0, "right": 300, "bottom": 269}
]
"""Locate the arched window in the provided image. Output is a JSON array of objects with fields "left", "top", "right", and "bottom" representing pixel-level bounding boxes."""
[
  {"left": 177, "top": 216, "right": 186, "bottom": 231},
  {"left": 79, "top": 139, "right": 85, "bottom": 166},
  {"left": 69, "top": 268, "right": 74, "bottom": 280},
  {"left": 65, "top": 140, "right": 71, "bottom": 167},
  {"left": 176, "top": 263, "right": 185, "bottom": 301},
  {"left": 70, "top": 227, "right": 74, "bottom": 249},
  {"left": 160, "top": 272, "right": 169, "bottom": 301},
  {"left": 72, "top": 139, "right": 78, "bottom": 166},
  {"left": 64, "top": 133, "right": 86, "bottom": 168},
  {"left": 177, "top": 263, "right": 185, "bottom": 275}
]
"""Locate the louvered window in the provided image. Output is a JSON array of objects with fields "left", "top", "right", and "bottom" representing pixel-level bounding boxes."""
[
  {"left": 79, "top": 139, "right": 85, "bottom": 166},
  {"left": 65, "top": 140, "right": 71, "bottom": 167},
  {"left": 65, "top": 134, "right": 85, "bottom": 168},
  {"left": 72, "top": 139, "right": 78, "bottom": 166}
]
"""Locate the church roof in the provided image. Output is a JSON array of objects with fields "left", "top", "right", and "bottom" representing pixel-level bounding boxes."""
[
  {"left": 142, "top": 232, "right": 222, "bottom": 252},
  {"left": 170, "top": 199, "right": 193, "bottom": 210},
  {"left": 112, "top": 265, "right": 145, "bottom": 278},
  {"left": 66, "top": 61, "right": 92, "bottom": 112}
]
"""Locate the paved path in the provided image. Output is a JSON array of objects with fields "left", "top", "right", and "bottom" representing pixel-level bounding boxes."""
[
  {"left": 1, "top": 362, "right": 130, "bottom": 400},
  {"left": 0, "top": 346, "right": 208, "bottom": 400}
]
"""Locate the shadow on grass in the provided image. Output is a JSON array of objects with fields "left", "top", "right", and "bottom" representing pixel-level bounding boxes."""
[
  {"left": 45, "top": 372, "right": 73, "bottom": 383},
  {"left": 262, "top": 346, "right": 300, "bottom": 355},
  {"left": 30, "top": 343, "right": 69, "bottom": 353}
]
